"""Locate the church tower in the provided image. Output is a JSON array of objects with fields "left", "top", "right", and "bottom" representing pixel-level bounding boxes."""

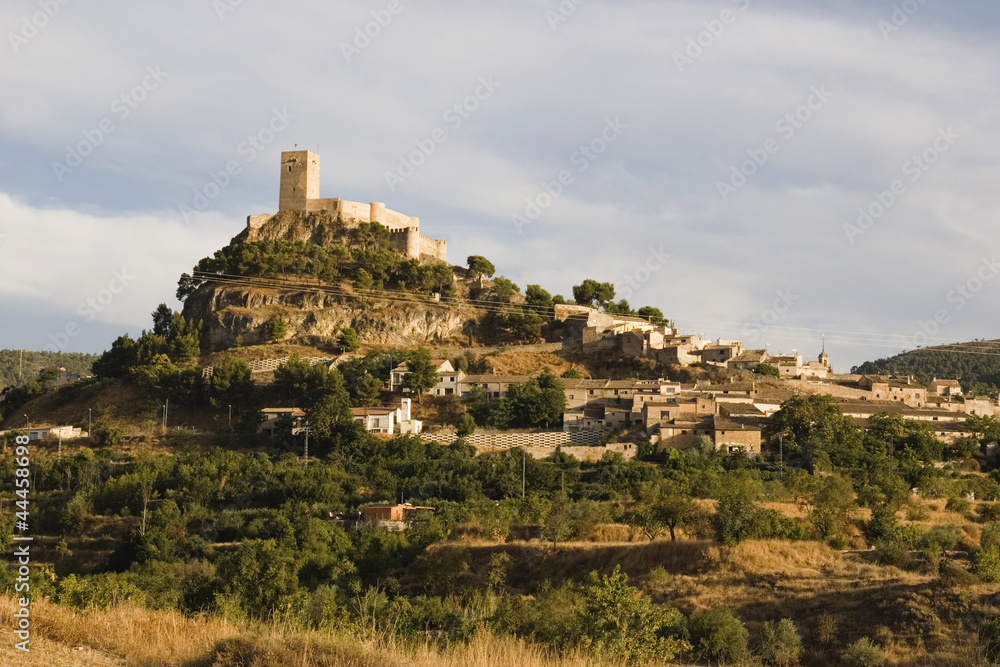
[{"left": 819, "top": 337, "right": 830, "bottom": 368}]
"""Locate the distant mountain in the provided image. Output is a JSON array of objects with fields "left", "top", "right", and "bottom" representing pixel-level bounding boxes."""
[
  {"left": 852, "top": 340, "right": 1000, "bottom": 396},
  {"left": 0, "top": 350, "right": 98, "bottom": 389}
]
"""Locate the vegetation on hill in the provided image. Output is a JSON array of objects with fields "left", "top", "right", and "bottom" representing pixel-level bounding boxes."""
[
  {"left": 0, "top": 349, "right": 98, "bottom": 390},
  {"left": 853, "top": 341, "right": 1000, "bottom": 397},
  {"left": 6, "top": 363, "right": 1000, "bottom": 664}
]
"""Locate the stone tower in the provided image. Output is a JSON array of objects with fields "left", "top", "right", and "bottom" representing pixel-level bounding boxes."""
[{"left": 279, "top": 150, "right": 320, "bottom": 211}]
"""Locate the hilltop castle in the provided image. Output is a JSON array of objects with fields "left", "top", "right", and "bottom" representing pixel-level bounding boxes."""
[{"left": 246, "top": 150, "right": 447, "bottom": 263}]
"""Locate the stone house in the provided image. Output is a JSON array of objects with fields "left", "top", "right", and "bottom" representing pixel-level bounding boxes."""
[
  {"left": 700, "top": 340, "right": 744, "bottom": 366},
  {"left": 458, "top": 374, "right": 533, "bottom": 399},
  {"left": 390, "top": 359, "right": 462, "bottom": 396},
  {"left": 351, "top": 398, "right": 422, "bottom": 434},
  {"left": 928, "top": 378, "right": 963, "bottom": 397},
  {"left": 260, "top": 408, "right": 308, "bottom": 436},
  {"left": 859, "top": 375, "right": 926, "bottom": 407}
]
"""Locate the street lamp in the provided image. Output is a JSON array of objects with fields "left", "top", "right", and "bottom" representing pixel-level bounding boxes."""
[
  {"left": 228, "top": 405, "right": 232, "bottom": 429},
  {"left": 88, "top": 408, "right": 92, "bottom": 439},
  {"left": 23, "top": 414, "right": 28, "bottom": 430}
]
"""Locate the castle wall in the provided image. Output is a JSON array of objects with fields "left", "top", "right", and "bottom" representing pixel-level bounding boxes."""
[
  {"left": 418, "top": 233, "right": 447, "bottom": 262},
  {"left": 269, "top": 150, "right": 445, "bottom": 262},
  {"left": 337, "top": 200, "right": 370, "bottom": 222},
  {"left": 247, "top": 214, "right": 271, "bottom": 231}
]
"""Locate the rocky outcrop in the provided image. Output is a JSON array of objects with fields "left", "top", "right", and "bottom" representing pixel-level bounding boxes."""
[{"left": 183, "top": 285, "right": 479, "bottom": 351}]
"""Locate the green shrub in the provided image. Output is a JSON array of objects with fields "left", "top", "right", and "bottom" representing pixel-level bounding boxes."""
[
  {"left": 578, "top": 565, "right": 689, "bottom": 664},
  {"left": 816, "top": 613, "right": 839, "bottom": 645},
  {"left": 687, "top": 607, "right": 749, "bottom": 664},
  {"left": 264, "top": 315, "right": 288, "bottom": 343},
  {"left": 843, "top": 637, "right": 885, "bottom": 667},
  {"left": 946, "top": 496, "right": 972, "bottom": 514},
  {"left": 980, "top": 617, "right": 1000, "bottom": 664},
  {"left": 56, "top": 573, "right": 146, "bottom": 610},
  {"left": 759, "top": 618, "right": 802, "bottom": 666},
  {"left": 973, "top": 546, "right": 1000, "bottom": 583}
]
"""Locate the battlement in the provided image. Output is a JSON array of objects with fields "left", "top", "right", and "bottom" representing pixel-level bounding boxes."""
[{"left": 247, "top": 150, "right": 447, "bottom": 262}]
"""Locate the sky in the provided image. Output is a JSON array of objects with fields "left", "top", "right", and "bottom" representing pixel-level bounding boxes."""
[{"left": 1, "top": 0, "right": 998, "bottom": 371}]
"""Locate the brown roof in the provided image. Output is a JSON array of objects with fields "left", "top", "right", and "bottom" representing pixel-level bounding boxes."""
[
  {"left": 351, "top": 407, "right": 396, "bottom": 417},
  {"left": 461, "top": 374, "right": 533, "bottom": 384},
  {"left": 714, "top": 416, "right": 762, "bottom": 432},
  {"left": 720, "top": 403, "right": 765, "bottom": 416},
  {"left": 731, "top": 350, "right": 768, "bottom": 363},
  {"left": 262, "top": 408, "right": 306, "bottom": 417}
]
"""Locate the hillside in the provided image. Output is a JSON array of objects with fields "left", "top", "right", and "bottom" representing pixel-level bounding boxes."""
[
  {"left": 0, "top": 350, "right": 98, "bottom": 390},
  {"left": 853, "top": 340, "right": 1000, "bottom": 395}
]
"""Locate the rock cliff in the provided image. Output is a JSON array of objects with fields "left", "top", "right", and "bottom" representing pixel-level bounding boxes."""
[{"left": 183, "top": 284, "right": 479, "bottom": 352}]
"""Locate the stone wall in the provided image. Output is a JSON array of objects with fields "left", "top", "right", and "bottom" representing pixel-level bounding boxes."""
[
  {"left": 418, "top": 233, "right": 447, "bottom": 262},
  {"left": 418, "top": 430, "right": 637, "bottom": 461}
]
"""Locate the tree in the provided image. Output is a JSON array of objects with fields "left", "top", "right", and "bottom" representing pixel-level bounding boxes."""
[
  {"left": 490, "top": 276, "right": 520, "bottom": 304},
  {"left": 809, "top": 474, "right": 856, "bottom": 541},
  {"left": 467, "top": 255, "right": 496, "bottom": 281},
  {"left": 354, "top": 268, "right": 374, "bottom": 292},
  {"left": 579, "top": 565, "right": 689, "bottom": 664},
  {"left": 216, "top": 539, "right": 299, "bottom": 619},
  {"left": 402, "top": 348, "right": 440, "bottom": 403},
  {"left": 572, "top": 279, "right": 615, "bottom": 310},
  {"left": 455, "top": 412, "right": 476, "bottom": 438},
  {"left": 93, "top": 335, "right": 138, "bottom": 379},
  {"left": 338, "top": 327, "right": 360, "bottom": 352},
  {"left": 716, "top": 473, "right": 764, "bottom": 544},
  {"left": 151, "top": 303, "right": 173, "bottom": 337},
  {"left": 541, "top": 490, "right": 573, "bottom": 547},
  {"left": 211, "top": 356, "right": 254, "bottom": 408},
  {"left": 658, "top": 487, "right": 695, "bottom": 542},
  {"left": 562, "top": 368, "right": 582, "bottom": 379},
  {"left": 265, "top": 315, "right": 288, "bottom": 343},
  {"left": 756, "top": 363, "right": 781, "bottom": 378},
  {"left": 166, "top": 314, "right": 201, "bottom": 364},
  {"left": 525, "top": 284, "right": 555, "bottom": 319},
  {"left": 636, "top": 306, "right": 666, "bottom": 325}
]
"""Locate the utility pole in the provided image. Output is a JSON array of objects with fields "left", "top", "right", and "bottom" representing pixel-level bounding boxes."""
[
  {"left": 228, "top": 404, "right": 232, "bottom": 429},
  {"left": 303, "top": 428, "right": 309, "bottom": 465},
  {"left": 88, "top": 408, "right": 92, "bottom": 440},
  {"left": 779, "top": 434, "right": 784, "bottom": 473},
  {"left": 522, "top": 449, "right": 526, "bottom": 500}
]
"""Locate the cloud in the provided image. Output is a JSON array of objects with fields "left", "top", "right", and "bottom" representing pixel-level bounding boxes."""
[{"left": 1, "top": 0, "right": 998, "bottom": 369}]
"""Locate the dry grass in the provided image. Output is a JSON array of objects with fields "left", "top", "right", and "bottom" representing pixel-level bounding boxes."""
[{"left": 0, "top": 597, "right": 629, "bottom": 667}]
